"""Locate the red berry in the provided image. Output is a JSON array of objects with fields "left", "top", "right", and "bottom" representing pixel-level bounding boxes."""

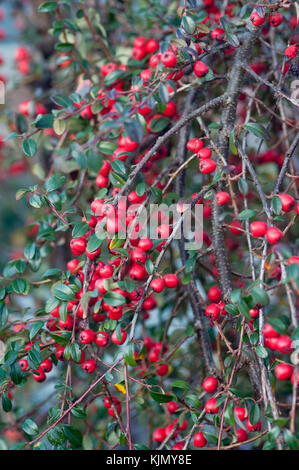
[
  {"left": 198, "top": 147, "right": 212, "bottom": 159},
  {"left": 285, "top": 45, "right": 298, "bottom": 59},
  {"left": 250, "top": 11, "right": 265, "bottom": 26},
  {"left": 211, "top": 27, "right": 224, "bottom": 41},
  {"left": 172, "top": 443, "right": 184, "bottom": 450},
  {"left": 215, "top": 191, "right": 230, "bottom": 205},
  {"left": 229, "top": 220, "right": 243, "bottom": 236},
  {"left": 99, "top": 160, "right": 111, "bottom": 176},
  {"left": 129, "top": 263, "right": 145, "bottom": 280},
  {"left": 18, "top": 359, "right": 29, "bottom": 371},
  {"left": 276, "top": 335, "right": 293, "bottom": 354},
  {"left": 266, "top": 227, "right": 283, "bottom": 245},
  {"left": 131, "top": 247, "right": 147, "bottom": 264},
  {"left": 246, "top": 416, "right": 261, "bottom": 432},
  {"left": 237, "top": 428, "right": 248, "bottom": 442},
  {"left": 150, "top": 278, "right": 166, "bottom": 293},
  {"left": 138, "top": 237, "right": 153, "bottom": 251},
  {"left": 167, "top": 401, "right": 179, "bottom": 413},
  {"left": 155, "top": 363, "right": 168, "bottom": 376},
  {"left": 249, "top": 308, "right": 259, "bottom": 319},
  {"left": 263, "top": 323, "right": 279, "bottom": 338},
  {"left": 111, "top": 328, "right": 127, "bottom": 345},
  {"left": 269, "top": 13, "right": 283, "bottom": 27},
  {"left": 56, "top": 346, "right": 65, "bottom": 362},
  {"left": 193, "top": 431, "right": 207, "bottom": 448},
  {"left": 199, "top": 159, "right": 216, "bottom": 174},
  {"left": 205, "top": 303, "right": 220, "bottom": 321},
  {"left": 79, "top": 329, "right": 96, "bottom": 344},
  {"left": 207, "top": 286, "right": 221, "bottom": 303},
  {"left": 33, "top": 368, "right": 46, "bottom": 383},
  {"left": 81, "top": 358, "right": 97, "bottom": 374},
  {"left": 187, "top": 138, "right": 204, "bottom": 153},
  {"left": 40, "top": 358, "right": 53, "bottom": 373},
  {"left": 95, "top": 174, "right": 109, "bottom": 188},
  {"left": 250, "top": 221, "right": 267, "bottom": 238},
  {"left": 59, "top": 315, "right": 74, "bottom": 331},
  {"left": 163, "top": 274, "right": 178, "bottom": 288},
  {"left": 194, "top": 61, "right": 209, "bottom": 77},
  {"left": 278, "top": 193, "right": 295, "bottom": 212},
  {"left": 163, "top": 101, "right": 176, "bottom": 117},
  {"left": 274, "top": 363, "right": 293, "bottom": 381},
  {"left": 235, "top": 406, "right": 247, "bottom": 421},
  {"left": 205, "top": 397, "right": 219, "bottom": 414},
  {"left": 146, "top": 38, "right": 159, "bottom": 54},
  {"left": 94, "top": 331, "right": 109, "bottom": 347},
  {"left": 70, "top": 237, "right": 86, "bottom": 256},
  {"left": 161, "top": 51, "right": 177, "bottom": 67},
  {"left": 153, "top": 427, "right": 166, "bottom": 443},
  {"left": 202, "top": 376, "right": 218, "bottom": 393}
]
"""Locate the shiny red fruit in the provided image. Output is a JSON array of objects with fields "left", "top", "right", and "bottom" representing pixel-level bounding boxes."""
[{"left": 193, "top": 431, "right": 207, "bottom": 448}]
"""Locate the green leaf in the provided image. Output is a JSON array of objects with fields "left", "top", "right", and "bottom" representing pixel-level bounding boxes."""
[
  {"left": 182, "top": 16, "right": 196, "bottom": 34},
  {"left": 22, "top": 419, "right": 39, "bottom": 436},
  {"left": 151, "top": 186, "right": 163, "bottom": 204},
  {"left": 29, "top": 194, "right": 42, "bottom": 209},
  {"left": 238, "top": 178, "right": 248, "bottom": 196},
  {"left": 11, "top": 278, "right": 31, "bottom": 295},
  {"left": 45, "top": 174, "right": 66, "bottom": 192},
  {"left": 249, "top": 403, "right": 260, "bottom": 425},
  {"left": 244, "top": 122, "right": 269, "bottom": 140},
  {"left": 53, "top": 283, "right": 76, "bottom": 302},
  {"left": 251, "top": 286, "right": 269, "bottom": 306},
  {"left": 49, "top": 332, "right": 71, "bottom": 346},
  {"left": 104, "top": 69, "right": 128, "bottom": 87},
  {"left": 226, "top": 32, "right": 240, "bottom": 48},
  {"left": 36, "top": 114, "right": 54, "bottom": 129},
  {"left": 256, "top": 345, "right": 268, "bottom": 359},
  {"left": 72, "top": 222, "right": 89, "bottom": 239},
  {"left": 149, "top": 117, "right": 169, "bottom": 133},
  {"left": 87, "top": 233, "right": 103, "bottom": 253},
  {"left": 38, "top": 1, "right": 57, "bottom": 13},
  {"left": 272, "top": 196, "right": 282, "bottom": 215},
  {"left": 70, "top": 343, "right": 82, "bottom": 363},
  {"left": 98, "top": 141, "right": 117, "bottom": 155},
  {"left": 150, "top": 391, "right": 173, "bottom": 403},
  {"left": 23, "top": 138, "right": 37, "bottom": 157},
  {"left": 63, "top": 425, "right": 83, "bottom": 448},
  {"left": 231, "top": 288, "right": 242, "bottom": 304},
  {"left": 124, "top": 344, "right": 136, "bottom": 367},
  {"left": 29, "top": 321, "right": 44, "bottom": 341},
  {"left": 172, "top": 380, "right": 191, "bottom": 391},
  {"left": 0, "top": 302, "right": 8, "bottom": 327},
  {"left": 55, "top": 43, "right": 74, "bottom": 53},
  {"left": 224, "top": 304, "right": 239, "bottom": 315},
  {"left": 2, "top": 393, "right": 12, "bottom": 412},
  {"left": 145, "top": 258, "right": 154, "bottom": 275},
  {"left": 136, "top": 182, "right": 146, "bottom": 197},
  {"left": 229, "top": 131, "right": 238, "bottom": 155},
  {"left": 28, "top": 348, "right": 42, "bottom": 370},
  {"left": 71, "top": 407, "right": 86, "bottom": 419},
  {"left": 283, "top": 430, "right": 298, "bottom": 450},
  {"left": 103, "top": 291, "right": 126, "bottom": 307},
  {"left": 10, "top": 362, "right": 24, "bottom": 385},
  {"left": 238, "top": 209, "right": 256, "bottom": 220},
  {"left": 185, "top": 394, "right": 200, "bottom": 408}
]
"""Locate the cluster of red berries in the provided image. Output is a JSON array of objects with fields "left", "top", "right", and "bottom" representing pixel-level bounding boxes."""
[
  {"left": 103, "top": 395, "right": 122, "bottom": 417},
  {"left": 187, "top": 138, "right": 216, "bottom": 175}
]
